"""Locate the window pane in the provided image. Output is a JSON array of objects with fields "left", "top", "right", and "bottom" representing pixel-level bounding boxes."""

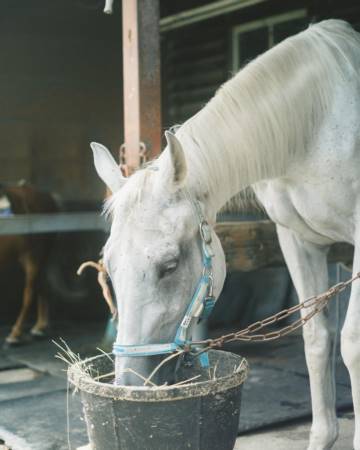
[
  {"left": 237, "top": 27, "right": 268, "bottom": 67},
  {"left": 273, "top": 18, "right": 308, "bottom": 44}
]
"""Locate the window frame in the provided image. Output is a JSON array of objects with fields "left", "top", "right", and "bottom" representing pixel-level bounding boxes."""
[{"left": 231, "top": 9, "right": 307, "bottom": 72}]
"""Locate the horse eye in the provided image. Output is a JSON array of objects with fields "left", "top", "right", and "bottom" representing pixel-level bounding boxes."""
[{"left": 158, "top": 260, "right": 178, "bottom": 279}]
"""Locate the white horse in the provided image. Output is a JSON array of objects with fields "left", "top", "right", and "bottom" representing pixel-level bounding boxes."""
[{"left": 92, "top": 20, "right": 360, "bottom": 450}]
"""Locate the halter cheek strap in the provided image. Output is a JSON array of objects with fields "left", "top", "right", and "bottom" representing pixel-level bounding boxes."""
[{"left": 112, "top": 198, "right": 216, "bottom": 368}]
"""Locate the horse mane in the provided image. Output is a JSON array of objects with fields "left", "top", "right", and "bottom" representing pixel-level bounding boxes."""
[{"left": 173, "top": 19, "right": 360, "bottom": 212}]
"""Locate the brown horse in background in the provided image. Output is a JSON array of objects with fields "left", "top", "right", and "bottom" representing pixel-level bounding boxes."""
[{"left": 0, "top": 183, "right": 58, "bottom": 345}]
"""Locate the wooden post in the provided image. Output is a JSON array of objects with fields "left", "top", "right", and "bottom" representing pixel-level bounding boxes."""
[{"left": 121, "top": 0, "right": 161, "bottom": 173}]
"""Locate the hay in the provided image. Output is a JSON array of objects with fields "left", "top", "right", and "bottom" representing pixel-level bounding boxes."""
[
  {"left": 55, "top": 339, "right": 246, "bottom": 391},
  {"left": 143, "top": 350, "right": 185, "bottom": 387}
]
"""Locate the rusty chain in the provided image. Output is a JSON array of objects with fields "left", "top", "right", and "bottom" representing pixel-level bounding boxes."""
[{"left": 192, "top": 271, "right": 360, "bottom": 354}]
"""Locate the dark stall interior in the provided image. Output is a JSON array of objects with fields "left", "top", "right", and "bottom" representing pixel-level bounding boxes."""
[
  {"left": 1, "top": 0, "right": 359, "bottom": 328},
  {"left": 0, "top": 1, "right": 359, "bottom": 448},
  {"left": 0, "top": 0, "right": 124, "bottom": 326}
]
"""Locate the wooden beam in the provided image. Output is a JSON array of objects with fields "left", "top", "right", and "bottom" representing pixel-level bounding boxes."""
[
  {"left": 215, "top": 221, "right": 354, "bottom": 272},
  {"left": 121, "top": 0, "right": 161, "bottom": 172},
  {"left": 0, "top": 216, "right": 352, "bottom": 272},
  {"left": 0, "top": 212, "right": 108, "bottom": 235}
]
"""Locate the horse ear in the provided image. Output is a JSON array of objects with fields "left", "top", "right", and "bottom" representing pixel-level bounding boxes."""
[
  {"left": 164, "top": 131, "right": 187, "bottom": 186},
  {"left": 90, "top": 142, "right": 126, "bottom": 193}
]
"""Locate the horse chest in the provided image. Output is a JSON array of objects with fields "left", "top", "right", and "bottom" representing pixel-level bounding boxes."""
[
  {"left": 254, "top": 86, "right": 360, "bottom": 246},
  {"left": 254, "top": 170, "right": 359, "bottom": 245}
]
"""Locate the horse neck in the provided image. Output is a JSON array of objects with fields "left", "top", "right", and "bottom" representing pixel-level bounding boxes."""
[
  {"left": 175, "top": 22, "right": 355, "bottom": 216},
  {"left": 175, "top": 85, "right": 297, "bottom": 216}
]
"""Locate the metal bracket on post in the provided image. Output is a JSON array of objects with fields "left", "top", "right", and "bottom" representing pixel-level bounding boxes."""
[{"left": 119, "top": 142, "right": 147, "bottom": 177}]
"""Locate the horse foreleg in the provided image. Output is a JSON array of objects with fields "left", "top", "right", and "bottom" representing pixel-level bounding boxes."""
[
  {"left": 341, "top": 241, "right": 360, "bottom": 450},
  {"left": 6, "top": 256, "right": 38, "bottom": 345},
  {"left": 277, "top": 225, "right": 337, "bottom": 450},
  {"left": 31, "top": 295, "right": 49, "bottom": 338}
]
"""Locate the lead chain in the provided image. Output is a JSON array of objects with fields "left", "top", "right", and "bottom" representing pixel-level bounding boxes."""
[{"left": 193, "top": 272, "right": 360, "bottom": 353}]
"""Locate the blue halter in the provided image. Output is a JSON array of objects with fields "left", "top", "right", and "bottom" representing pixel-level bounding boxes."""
[{"left": 112, "top": 198, "right": 216, "bottom": 368}]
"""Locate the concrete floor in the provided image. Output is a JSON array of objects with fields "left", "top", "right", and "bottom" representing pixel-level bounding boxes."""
[
  {"left": 76, "top": 413, "right": 354, "bottom": 450},
  {"left": 0, "top": 322, "right": 354, "bottom": 449},
  {"left": 235, "top": 412, "right": 354, "bottom": 449}
]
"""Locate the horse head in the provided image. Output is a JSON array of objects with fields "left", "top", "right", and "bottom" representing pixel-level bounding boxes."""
[{"left": 91, "top": 132, "right": 226, "bottom": 385}]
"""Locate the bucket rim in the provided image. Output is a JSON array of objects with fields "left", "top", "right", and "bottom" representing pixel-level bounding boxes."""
[{"left": 68, "top": 350, "right": 249, "bottom": 402}]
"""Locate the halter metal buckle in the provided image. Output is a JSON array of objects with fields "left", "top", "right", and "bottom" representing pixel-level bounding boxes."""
[{"left": 199, "top": 220, "right": 212, "bottom": 244}]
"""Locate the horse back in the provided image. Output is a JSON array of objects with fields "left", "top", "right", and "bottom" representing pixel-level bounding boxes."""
[
  {"left": 4, "top": 184, "right": 58, "bottom": 215},
  {"left": 0, "top": 184, "right": 59, "bottom": 268}
]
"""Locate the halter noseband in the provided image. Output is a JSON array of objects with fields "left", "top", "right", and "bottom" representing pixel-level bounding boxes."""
[{"left": 112, "top": 194, "right": 216, "bottom": 368}]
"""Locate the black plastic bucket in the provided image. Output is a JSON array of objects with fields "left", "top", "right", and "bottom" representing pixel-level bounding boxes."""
[{"left": 68, "top": 350, "right": 248, "bottom": 450}]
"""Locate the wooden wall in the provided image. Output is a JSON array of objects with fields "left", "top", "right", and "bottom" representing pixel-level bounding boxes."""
[
  {"left": 161, "top": 0, "right": 306, "bottom": 127},
  {"left": 161, "top": 0, "right": 360, "bottom": 128},
  {"left": 2, "top": 0, "right": 360, "bottom": 205},
  {"left": 0, "top": 0, "right": 123, "bottom": 206}
]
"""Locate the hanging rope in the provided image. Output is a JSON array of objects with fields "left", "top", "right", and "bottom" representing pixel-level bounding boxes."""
[{"left": 77, "top": 259, "right": 117, "bottom": 321}]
